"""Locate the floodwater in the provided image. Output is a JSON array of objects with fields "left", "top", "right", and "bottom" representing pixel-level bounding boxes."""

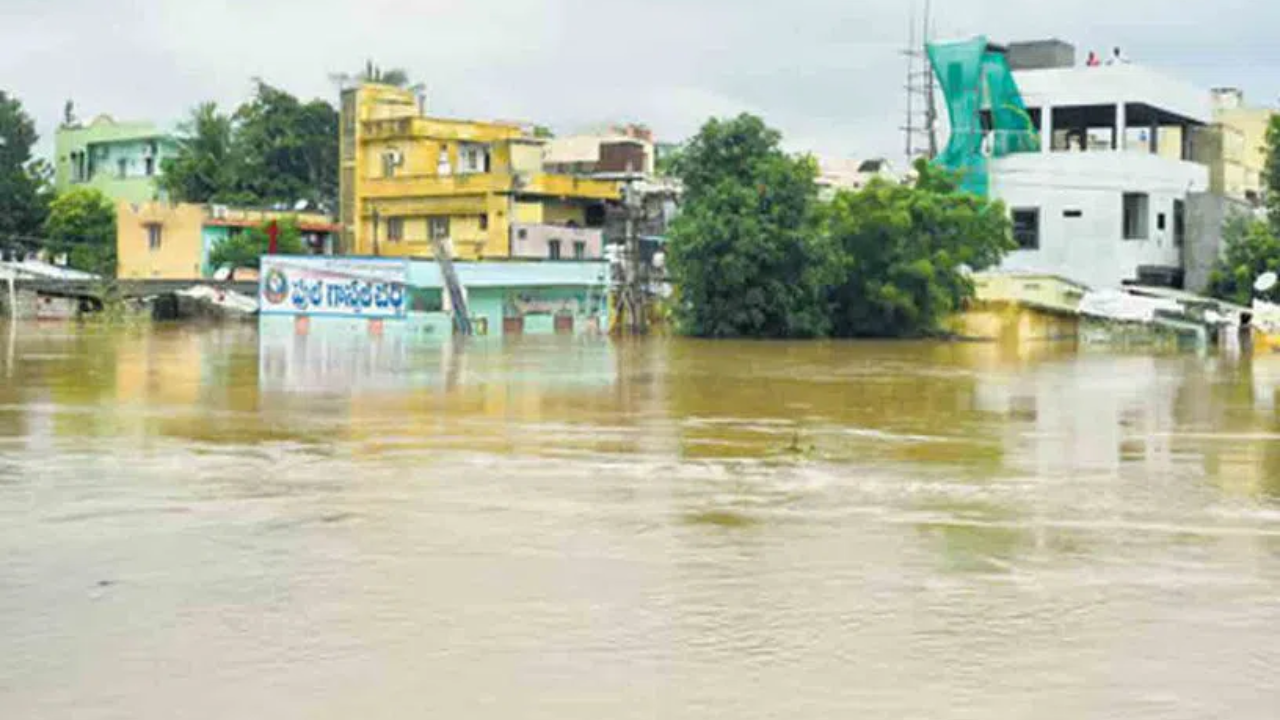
[{"left": 2, "top": 324, "right": 1280, "bottom": 719}]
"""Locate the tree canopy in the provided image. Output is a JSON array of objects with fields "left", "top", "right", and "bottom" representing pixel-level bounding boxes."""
[
  {"left": 44, "top": 187, "right": 116, "bottom": 276},
  {"left": 666, "top": 114, "right": 833, "bottom": 338},
  {"left": 1208, "top": 214, "right": 1280, "bottom": 306},
  {"left": 824, "top": 161, "right": 1013, "bottom": 337},
  {"left": 1207, "top": 114, "right": 1280, "bottom": 306},
  {"left": 0, "top": 90, "right": 50, "bottom": 245},
  {"left": 666, "top": 114, "right": 1015, "bottom": 339},
  {"left": 207, "top": 217, "right": 305, "bottom": 272},
  {"left": 160, "top": 102, "right": 238, "bottom": 205},
  {"left": 161, "top": 82, "right": 339, "bottom": 210},
  {"left": 1267, "top": 114, "right": 1280, "bottom": 229}
]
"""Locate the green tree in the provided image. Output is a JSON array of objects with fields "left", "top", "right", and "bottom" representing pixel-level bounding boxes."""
[
  {"left": 233, "top": 81, "right": 339, "bottom": 208},
  {"left": 1207, "top": 214, "right": 1280, "bottom": 306},
  {"left": 0, "top": 91, "right": 49, "bottom": 245},
  {"left": 1266, "top": 114, "right": 1280, "bottom": 229},
  {"left": 824, "top": 160, "right": 1014, "bottom": 337},
  {"left": 162, "top": 84, "right": 339, "bottom": 209},
  {"left": 43, "top": 187, "right": 117, "bottom": 276},
  {"left": 207, "top": 217, "right": 305, "bottom": 272},
  {"left": 666, "top": 114, "right": 833, "bottom": 338},
  {"left": 160, "top": 102, "right": 239, "bottom": 204}
]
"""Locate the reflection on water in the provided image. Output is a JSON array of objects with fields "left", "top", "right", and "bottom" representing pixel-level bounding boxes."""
[{"left": 2, "top": 324, "right": 1280, "bottom": 719}]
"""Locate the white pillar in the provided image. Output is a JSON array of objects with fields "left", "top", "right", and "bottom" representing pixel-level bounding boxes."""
[
  {"left": 1115, "top": 103, "right": 1127, "bottom": 151},
  {"left": 1041, "top": 106, "right": 1054, "bottom": 153}
]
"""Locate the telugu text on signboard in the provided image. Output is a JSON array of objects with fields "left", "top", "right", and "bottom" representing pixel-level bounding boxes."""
[{"left": 259, "top": 256, "right": 409, "bottom": 319}]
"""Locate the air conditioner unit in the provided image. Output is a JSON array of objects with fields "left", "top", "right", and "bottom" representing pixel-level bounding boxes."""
[{"left": 211, "top": 204, "right": 228, "bottom": 219}]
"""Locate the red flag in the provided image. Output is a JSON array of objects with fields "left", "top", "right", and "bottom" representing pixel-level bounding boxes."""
[{"left": 267, "top": 220, "right": 280, "bottom": 254}]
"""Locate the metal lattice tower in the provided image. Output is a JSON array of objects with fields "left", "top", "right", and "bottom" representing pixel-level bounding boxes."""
[{"left": 901, "top": 0, "right": 939, "bottom": 165}]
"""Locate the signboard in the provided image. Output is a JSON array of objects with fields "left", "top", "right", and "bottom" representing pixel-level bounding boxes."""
[{"left": 259, "top": 256, "right": 409, "bottom": 319}]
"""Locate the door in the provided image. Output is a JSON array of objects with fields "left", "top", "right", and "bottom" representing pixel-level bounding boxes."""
[{"left": 554, "top": 314, "right": 574, "bottom": 335}]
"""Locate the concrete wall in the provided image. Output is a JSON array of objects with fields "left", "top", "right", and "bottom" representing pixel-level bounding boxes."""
[
  {"left": 55, "top": 116, "right": 177, "bottom": 203},
  {"left": 1215, "top": 106, "right": 1276, "bottom": 200},
  {"left": 344, "top": 83, "right": 618, "bottom": 260},
  {"left": 510, "top": 224, "right": 603, "bottom": 260},
  {"left": 116, "top": 202, "right": 207, "bottom": 280},
  {"left": 1014, "top": 64, "right": 1211, "bottom": 125},
  {"left": 991, "top": 151, "right": 1209, "bottom": 289},
  {"left": 119, "top": 202, "right": 338, "bottom": 280},
  {"left": 1006, "top": 40, "right": 1075, "bottom": 71},
  {"left": 1184, "top": 192, "right": 1252, "bottom": 294}
]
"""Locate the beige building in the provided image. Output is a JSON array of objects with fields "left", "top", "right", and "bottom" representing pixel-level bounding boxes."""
[
  {"left": 117, "top": 202, "right": 338, "bottom": 280},
  {"left": 815, "top": 158, "right": 899, "bottom": 200},
  {"left": 1210, "top": 88, "right": 1276, "bottom": 204}
]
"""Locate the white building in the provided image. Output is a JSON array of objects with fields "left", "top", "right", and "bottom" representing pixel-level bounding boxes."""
[
  {"left": 816, "top": 158, "right": 899, "bottom": 200},
  {"left": 990, "top": 58, "right": 1211, "bottom": 290}
]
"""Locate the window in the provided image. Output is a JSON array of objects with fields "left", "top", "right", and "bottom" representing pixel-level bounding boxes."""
[
  {"left": 386, "top": 217, "right": 404, "bottom": 242},
  {"left": 117, "top": 158, "right": 128, "bottom": 179},
  {"left": 144, "top": 157, "right": 155, "bottom": 177},
  {"left": 408, "top": 287, "right": 444, "bottom": 313},
  {"left": 1063, "top": 209, "right": 1083, "bottom": 218},
  {"left": 458, "top": 143, "right": 488, "bottom": 174},
  {"left": 1157, "top": 213, "right": 1167, "bottom": 232},
  {"left": 1011, "top": 208, "right": 1040, "bottom": 250},
  {"left": 1123, "top": 193, "right": 1150, "bottom": 240},
  {"left": 479, "top": 214, "right": 489, "bottom": 231},
  {"left": 381, "top": 150, "right": 399, "bottom": 178},
  {"left": 573, "top": 241, "right": 586, "bottom": 260},
  {"left": 146, "top": 224, "right": 162, "bottom": 251},
  {"left": 517, "top": 228, "right": 528, "bottom": 240},
  {"left": 429, "top": 217, "right": 449, "bottom": 240},
  {"left": 1173, "top": 200, "right": 1186, "bottom": 247},
  {"left": 548, "top": 239, "right": 562, "bottom": 260}
]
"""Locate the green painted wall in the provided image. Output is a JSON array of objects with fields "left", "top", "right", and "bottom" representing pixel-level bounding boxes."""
[{"left": 55, "top": 116, "right": 178, "bottom": 204}]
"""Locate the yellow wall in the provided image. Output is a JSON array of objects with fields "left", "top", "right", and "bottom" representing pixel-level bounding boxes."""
[
  {"left": 950, "top": 303, "right": 1079, "bottom": 343},
  {"left": 515, "top": 201, "right": 544, "bottom": 224},
  {"left": 344, "top": 83, "right": 620, "bottom": 261},
  {"left": 117, "top": 202, "right": 337, "bottom": 279},
  {"left": 543, "top": 201, "right": 587, "bottom": 226},
  {"left": 971, "top": 272, "right": 1087, "bottom": 314},
  {"left": 1218, "top": 108, "right": 1274, "bottom": 177},
  {"left": 116, "top": 201, "right": 206, "bottom": 279}
]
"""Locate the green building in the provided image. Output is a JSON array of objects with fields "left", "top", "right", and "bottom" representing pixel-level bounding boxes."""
[{"left": 54, "top": 114, "right": 178, "bottom": 203}]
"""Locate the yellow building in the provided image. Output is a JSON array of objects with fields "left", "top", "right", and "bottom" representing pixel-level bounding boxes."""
[
  {"left": 338, "top": 84, "right": 621, "bottom": 260},
  {"left": 948, "top": 272, "right": 1086, "bottom": 344},
  {"left": 1210, "top": 88, "right": 1277, "bottom": 203},
  {"left": 117, "top": 201, "right": 339, "bottom": 280}
]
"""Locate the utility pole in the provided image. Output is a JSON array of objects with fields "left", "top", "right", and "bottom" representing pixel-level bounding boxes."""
[{"left": 613, "top": 178, "right": 647, "bottom": 336}]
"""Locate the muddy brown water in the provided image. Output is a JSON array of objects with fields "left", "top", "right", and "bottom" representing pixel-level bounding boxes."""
[{"left": 1, "top": 324, "right": 1279, "bottom": 718}]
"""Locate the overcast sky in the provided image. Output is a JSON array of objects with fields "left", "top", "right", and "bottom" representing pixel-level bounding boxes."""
[{"left": 3, "top": 0, "right": 1278, "bottom": 167}]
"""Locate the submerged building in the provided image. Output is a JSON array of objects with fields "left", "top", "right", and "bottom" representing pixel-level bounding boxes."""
[
  {"left": 928, "top": 38, "right": 1212, "bottom": 290},
  {"left": 258, "top": 255, "right": 609, "bottom": 339},
  {"left": 117, "top": 202, "right": 338, "bottom": 280}
]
